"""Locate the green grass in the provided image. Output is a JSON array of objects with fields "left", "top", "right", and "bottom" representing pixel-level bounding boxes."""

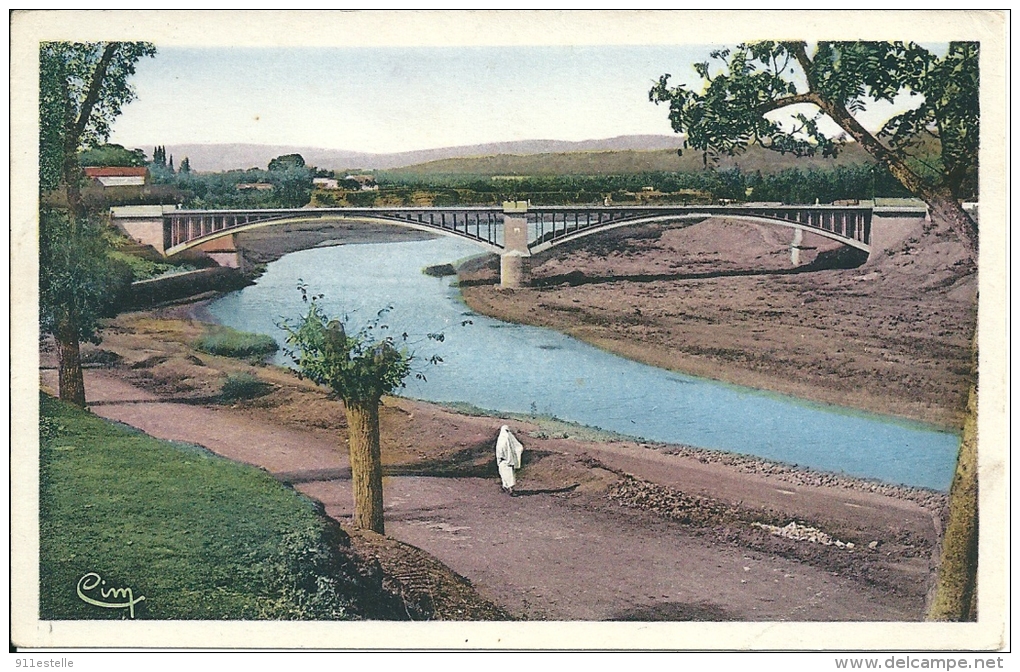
[
  {"left": 39, "top": 393, "right": 354, "bottom": 620},
  {"left": 109, "top": 250, "right": 195, "bottom": 281},
  {"left": 193, "top": 325, "right": 279, "bottom": 362}
]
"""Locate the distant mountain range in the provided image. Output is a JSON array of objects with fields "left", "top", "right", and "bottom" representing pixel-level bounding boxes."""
[{"left": 164, "top": 135, "right": 686, "bottom": 173}]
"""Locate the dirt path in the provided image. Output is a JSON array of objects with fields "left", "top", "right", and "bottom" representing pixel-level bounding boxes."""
[{"left": 42, "top": 365, "right": 935, "bottom": 621}]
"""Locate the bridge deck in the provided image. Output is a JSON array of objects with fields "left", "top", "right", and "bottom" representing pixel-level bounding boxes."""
[{"left": 158, "top": 204, "right": 875, "bottom": 256}]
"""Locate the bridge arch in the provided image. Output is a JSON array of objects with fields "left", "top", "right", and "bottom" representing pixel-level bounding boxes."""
[
  {"left": 164, "top": 212, "right": 505, "bottom": 257},
  {"left": 529, "top": 212, "right": 871, "bottom": 255}
]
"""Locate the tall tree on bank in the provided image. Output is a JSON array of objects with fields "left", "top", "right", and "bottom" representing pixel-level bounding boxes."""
[
  {"left": 39, "top": 41, "right": 156, "bottom": 406},
  {"left": 650, "top": 41, "right": 978, "bottom": 253},
  {"left": 650, "top": 41, "right": 979, "bottom": 621},
  {"left": 282, "top": 288, "right": 440, "bottom": 534}
]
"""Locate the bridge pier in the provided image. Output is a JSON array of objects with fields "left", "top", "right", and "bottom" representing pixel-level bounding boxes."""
[
  {"left": 110, "top": 205, "right": 175, "bottom": 254},
  {"left": 500, "top": 251, "right": 528, "bottom": 288},
  {"left": 195, "top": 234, "right": 245, "bottom": 272},
  {"left": 500, "top": 202, "right": 531, "bottom": 288},
  {"left": 790, "top": 228, "right": 804, "bottom": 266}
]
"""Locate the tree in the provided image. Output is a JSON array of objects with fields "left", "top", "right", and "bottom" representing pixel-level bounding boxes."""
[
  {"left": 650, "top": 41, "right": 979, "bottom": 621},
  {"left": 78, "top": 143, "right": 147, "bottom": 167},
  {"left": 281, "top": 288, "right": 440, "bottom": 534},
  {"left": 179, "top": 156, "right": 191, "bottom": 174},
  {"left": 649, "top": 41, "right": 978, "bottom": 253},
  {"left": 39, "top": 208, "right": 133, "bottom": 404},
  {"left": 39, "top": 41, "right": 156, "bottom": 406},
  {"left": 268, "top": 153, "right": 306, "bottom": 172}
]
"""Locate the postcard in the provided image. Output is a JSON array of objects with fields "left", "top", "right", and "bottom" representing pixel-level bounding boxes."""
[{"left": 10, "top": 9, "right": 1009, "bottom": 657}]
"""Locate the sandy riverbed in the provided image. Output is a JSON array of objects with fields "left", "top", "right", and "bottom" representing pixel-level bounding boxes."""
[{"left": 458, "top": 216, "right": 976, "bottom": 430}]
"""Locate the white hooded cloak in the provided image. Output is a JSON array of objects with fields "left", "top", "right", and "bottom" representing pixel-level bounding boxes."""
[{"left": 495, "top": 425, "right": 524, "bottom": 488}]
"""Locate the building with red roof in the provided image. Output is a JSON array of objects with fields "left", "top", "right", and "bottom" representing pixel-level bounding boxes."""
[{"left": 83, "top": 166, "right": 149, "bottom": 187}]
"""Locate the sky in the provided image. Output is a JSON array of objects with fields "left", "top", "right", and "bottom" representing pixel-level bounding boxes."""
[
  {"left": 109, "top": 45, "right": 715, "bottom": 154},
  {"left": 107, "top": 43, "right": 924, "bottom": 156}
]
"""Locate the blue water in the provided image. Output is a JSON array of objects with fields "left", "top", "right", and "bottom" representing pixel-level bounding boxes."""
[{"left": 207, "top": 237, "right": 960, "bottom": 490}]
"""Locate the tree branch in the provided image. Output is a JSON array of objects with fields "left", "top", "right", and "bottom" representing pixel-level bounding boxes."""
[
  {"left": 756, "top": 92, "right": 822, "bottom": 115},
  {"left": 72, "top": 42, "right": 119, "bottom": 145},
  {"left": 786, "top": 41, "right": 818, "bottom": 92},
  {"left": 62, "top": 42, "right": 119, "bottom": 220}
]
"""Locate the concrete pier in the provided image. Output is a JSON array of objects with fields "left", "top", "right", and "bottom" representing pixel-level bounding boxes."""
[
  {"left": 790, "top": 228, "right": 804, "bottom": 266},
  {"left": 194, "top": 234, "right": 244, "bottom": 271},
  {"left": 500, "top": 201, "right": 530, "bottom": 288},
  {"left": 110, "top": 205, "right": 176, "bottom": 254}
]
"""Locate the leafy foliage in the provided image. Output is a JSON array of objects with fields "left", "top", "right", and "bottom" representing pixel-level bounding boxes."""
[
  {"left": 39, "top": 41, "right": 156, "bottom": 405},
  {"left": 107, "top": 250, "right": 194, "bottom": 281},
  {"left": 268, "top": 153, "right": 306, "bottom": 171},
  {"left": 280, "top": 285, "right": 426, "bottom": 405},
  {"left": 369, "top": 163, "right": 908, "bottom": 205},
  {"left": 154, "top": 165, "right": 314, "bottom": 209},
  {"left": 649, "top": 41, "right": 979, "bottom": 202},
  {"left": 279, "top": 285, "right": 444, "bottom": 534},
  {"left": 78, "top": 143, "right": 147, "bottom": 167},
  {"left": 39, "top": 41, "right": 156, "bottom": 193},
  {"left": 38, "top": 208, "right": 132, "bottom": 344},
  {"left": 874, "top": 42, "right": 979, "bottom": 200},
  {"left": 651, "top": 40, "right": 980, "bottom": 623},
  {"left": 219, "top": 371, "right": 274, "bottom": 401}
]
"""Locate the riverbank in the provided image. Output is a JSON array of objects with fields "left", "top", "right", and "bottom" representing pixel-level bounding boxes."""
[
  {"left": 236, "top": 219, "right": 435, "bottom": 275},
  {"left": 41, "top": 301, "right": 947, "bottom": 620},
  {"left": 458, "top": 217, "right": 976, "bottom": 430}
]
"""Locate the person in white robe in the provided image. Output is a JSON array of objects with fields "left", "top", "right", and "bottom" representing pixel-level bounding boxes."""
[{"left": 495, "top": 425, "right": 524, "bottom": 495}]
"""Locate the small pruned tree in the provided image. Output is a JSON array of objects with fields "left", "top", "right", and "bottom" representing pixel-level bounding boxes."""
[{"left": 281, "top": 286, "right": 441, "bottom": 534}]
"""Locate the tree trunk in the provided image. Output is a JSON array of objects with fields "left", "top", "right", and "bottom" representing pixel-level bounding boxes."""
[
  {"left": 54, "top": 309, "right": 86, "bottom": 408},
  {"left": 805, "top": 88, "right": 978, "bottom": 257},
  {"left": 919, "top": 187, "right": 980, "bottom": 253},
  {"left": 344, "top": 397, "right": 385, "bottom": 534},
  {"left": 927, "top": 381, "right": 979, "bottom": 621}
]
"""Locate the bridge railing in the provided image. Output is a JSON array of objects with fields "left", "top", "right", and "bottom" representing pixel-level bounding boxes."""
[
  {"left": 526, "top": 205, "right": 872, "bottom": 250},
  {"left": 166, "top": 206, "right": 508, "bottom": 251}
]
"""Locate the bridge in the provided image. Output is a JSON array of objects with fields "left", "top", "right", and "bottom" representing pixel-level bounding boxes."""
[{"left": 111, "top": 202, "right": 876, "bottom": 288}]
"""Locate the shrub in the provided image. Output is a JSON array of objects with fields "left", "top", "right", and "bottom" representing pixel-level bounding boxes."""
[
  {"left": 194, "top": 326, "right": 279, "bottom": 362},
  {"left": 422, "top": 263, "right": 456, "bottom": 277},
  {"left": 220, "top": 371, "right": 274, "bottom": 401}
]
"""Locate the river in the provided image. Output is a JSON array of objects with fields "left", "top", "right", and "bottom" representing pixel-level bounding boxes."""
[{"left": 207, "top": 237, "right": 959, "bottom": 491}]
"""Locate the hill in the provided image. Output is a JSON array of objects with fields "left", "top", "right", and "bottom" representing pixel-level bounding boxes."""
[
  {"left": 163, "top": 135, "right": 684, "bottom": 173},
  {"left": 163, "top": 136, "right": 878, "bottom": 177},
  {"left": 388, "top": 142, "right": 877, "bottom": 177}
]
